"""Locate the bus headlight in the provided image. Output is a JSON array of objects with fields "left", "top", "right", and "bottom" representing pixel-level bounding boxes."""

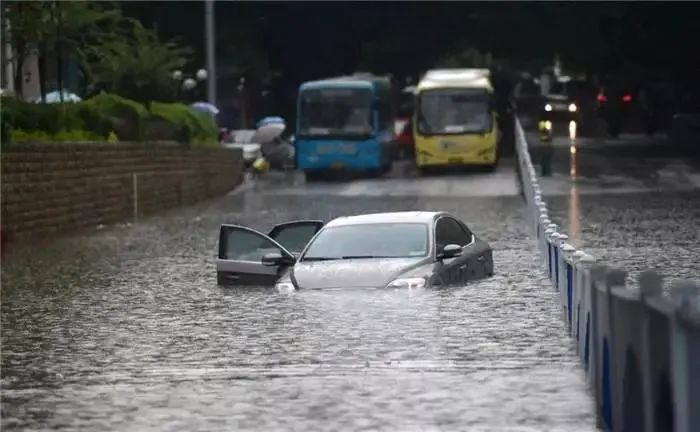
[
  {"left": 544, "top": 104, "right": 553, "bottom": 112},
  {"left": 568, "top": 103, "right": 577, "bottom": 112}
]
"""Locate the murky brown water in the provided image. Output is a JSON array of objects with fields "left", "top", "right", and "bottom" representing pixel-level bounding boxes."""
[{"left": 1, "top": 168, "right": 596, "bottom": 431}]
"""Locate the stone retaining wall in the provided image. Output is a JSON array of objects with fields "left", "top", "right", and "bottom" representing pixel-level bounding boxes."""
[{"left": 1, "top": 142, "right": 243, "bottom": 244}]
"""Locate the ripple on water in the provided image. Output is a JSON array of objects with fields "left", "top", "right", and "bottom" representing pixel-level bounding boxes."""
[{"left": 1, "top": 193, "right": 596, "bottom": 431}]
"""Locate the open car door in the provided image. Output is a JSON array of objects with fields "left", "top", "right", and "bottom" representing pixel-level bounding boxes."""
[
  {"left": 268, "top": 220, "right": 324, "bottom": 256},
  {"left": 216, "top": 221, "right": 324, "bottom": 286}
]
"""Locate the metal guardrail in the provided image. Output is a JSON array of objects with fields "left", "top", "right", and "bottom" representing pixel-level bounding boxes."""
[{"left": 514, "top": 118, "right": 700, "bottom": 432}]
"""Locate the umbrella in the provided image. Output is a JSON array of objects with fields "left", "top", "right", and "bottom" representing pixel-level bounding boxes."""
[
  {"left": 256, "top": 116, "right": 285, "bottom": 128},
  {"left": 190, "top": 101, "right": 220, "bottom": 115},
  {"left": 35, "top": 90, "right": 81, "bottom": 103},
  {"left": 251, "top": 122, "right": 286, "bottom": 144}
]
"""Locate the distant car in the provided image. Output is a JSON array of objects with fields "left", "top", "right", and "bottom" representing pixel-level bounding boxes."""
[
  {"left": 216, "top": 211, "right": 494, "bottom": 290},
  {"left": 596, "top": 86, "right": 636, "bottom": 137},
  {"left": 540, "top": 93, "right": 581, "bottom": 123},
  {"left": 222, "top": 129, "right": 262, "bottom": 168}
]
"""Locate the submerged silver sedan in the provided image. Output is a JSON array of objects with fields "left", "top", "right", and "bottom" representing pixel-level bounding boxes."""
[{"left": 216, "top": 211, "right": 494, "bottom": 291}]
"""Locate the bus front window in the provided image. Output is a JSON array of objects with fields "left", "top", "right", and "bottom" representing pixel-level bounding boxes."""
[
  {"left": 298, "top": 88, "right": 374, "bottom": 137},
  {"left": 418, "top": 89, "right": 492, "bottom": 135}
]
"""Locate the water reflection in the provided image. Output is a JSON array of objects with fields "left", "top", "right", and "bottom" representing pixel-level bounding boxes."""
[{"left": 568, "top": 120, "right": 577, "bottom": 141}]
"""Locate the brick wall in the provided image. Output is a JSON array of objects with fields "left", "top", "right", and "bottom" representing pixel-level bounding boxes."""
[{"left": 1, "top": 141, "right": 243, "bottom": 243}]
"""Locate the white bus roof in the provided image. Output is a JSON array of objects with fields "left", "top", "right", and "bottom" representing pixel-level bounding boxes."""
[{"left": 417, "top": 68, "right": 493, "bottom": 92}]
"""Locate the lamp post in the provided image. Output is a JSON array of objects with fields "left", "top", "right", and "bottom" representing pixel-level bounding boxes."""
[
  {"left": 238, "top": 77, "right": 246, "bottom": 129},
  {"left": 172, "top": 68, "right": 207, "bottom": 102}
]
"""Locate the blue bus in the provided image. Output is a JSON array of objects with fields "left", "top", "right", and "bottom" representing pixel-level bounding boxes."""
[{"left": 295, "top": 74, "right": 397, "bottom": 180}]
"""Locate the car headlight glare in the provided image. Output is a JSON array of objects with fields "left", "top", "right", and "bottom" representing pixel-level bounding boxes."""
[
  {"left": 386, "top": 277, "right": 426, "bottom": 289},
  {"left": 275, "top": 282, "right": 296, "bottom": 293},
  {"left": 544, "top": 104, "right": 553, "bottom": 112},
  {"left": 568, "top": 103, "right": 577, "bottom": 112}
]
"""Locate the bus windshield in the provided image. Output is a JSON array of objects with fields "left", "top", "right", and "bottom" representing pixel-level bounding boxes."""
[
  {"left": 417, "top": 89, "right": 492, "bottom": 135},
  {"left": 298, "top": 88, "right": 374, "bottom": 137}
]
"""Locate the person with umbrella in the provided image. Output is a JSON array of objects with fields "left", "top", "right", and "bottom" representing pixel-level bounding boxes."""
[
  {"left": 251, "top": 116, "right": 294, "bottom": 173},
  {"left": 190, "top": 101, "right": 220, "bottom": 116}
]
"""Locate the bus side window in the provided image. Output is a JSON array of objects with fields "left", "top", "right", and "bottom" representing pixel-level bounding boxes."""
[{"left": 377, "top": 95, "right": 392, "bottom": 131}]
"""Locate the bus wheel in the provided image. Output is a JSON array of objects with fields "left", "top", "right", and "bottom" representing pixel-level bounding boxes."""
[
  {"left": 304, "top": 171, "right": 323, "bottom": 182},
  {"left": 486, "top": 147, "right": 500, "bottom": 172},
  {"left": 381, "top": 162, "right": 392, "bottom": 175}
]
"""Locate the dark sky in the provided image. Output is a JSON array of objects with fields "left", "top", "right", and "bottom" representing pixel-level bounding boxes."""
[
  {"left": 122, "top": 1, "right": 700, "bottom": 81},
  {"left": 120, "top": 1, "right": 700, "bottom": 126}
]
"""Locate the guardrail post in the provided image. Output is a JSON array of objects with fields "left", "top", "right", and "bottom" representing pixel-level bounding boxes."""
[
  {"left": 638, "top": 271, "right": 664, "bottom": 432},
  {"left": 550, "top": 232, "right": 562, "bottom": 287},
  {"left": 640, "top": 273, "right": 675, "bottom": 432},
  {"left": 555, "top": 233, "right": 569, "bottom": 291},
  {"left": 609, "top": 269, "right": 644, "bottom": 432},
  {"left": 539, "top": 215, "right": 550, "bottom": 253},
  {"left": 670, "top": 280, "right": 700, "bottom": 432},
  {"left": 560, "top": 243, "right": 576, "bottom": 325},
  {"left": 575, "top": 254, "right": 596, "bottom": 370},
  {"left": 546, "top": 223, "right": 557, "bottom": 274},
  {"left": 570, "top": 250, "right": 586, "bottom": 336},
  {"left": 596, "top": 268, "right": 626, "bottom": 432},
  {"left": 589, "top": 264, "right": 607, "bottom": 405}
]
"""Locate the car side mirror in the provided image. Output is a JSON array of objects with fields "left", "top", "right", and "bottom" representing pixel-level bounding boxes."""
[
  {"left": 262, "top": 252, "right": 295, "bottom": 266},
  {"left": 439, "top": 244, "right": 463, "bottom": 260}
]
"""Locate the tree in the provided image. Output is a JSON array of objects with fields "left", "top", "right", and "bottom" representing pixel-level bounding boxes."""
[
  {"left": 3, "top": 2, "right": 44, "bottom": 99},
  {"left": 80, "top": 20, "right": 191, "bottom": 104},
  {"left": 3, "top": 1, "right": 124, "bottom": 101}
]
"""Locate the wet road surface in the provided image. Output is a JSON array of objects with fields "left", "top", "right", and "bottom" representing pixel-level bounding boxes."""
[
  {"left": 1, "top": 159, "right": 596, "bottom": 431},
  {"left": 529, "top": 132, "right": 700, "bottom": 286}
]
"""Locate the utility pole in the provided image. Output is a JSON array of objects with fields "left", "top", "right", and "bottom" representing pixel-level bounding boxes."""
[{"left": 204, "top": 0, "right": 216, "bottom": 105}]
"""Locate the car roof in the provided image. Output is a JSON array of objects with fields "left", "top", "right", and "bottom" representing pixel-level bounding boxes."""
[{"left": 325, "top": 211, "right": 444, "bottom": 228}]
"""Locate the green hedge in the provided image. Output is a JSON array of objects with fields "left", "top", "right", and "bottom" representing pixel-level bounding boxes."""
[
  {"left": 1, "top": 94, "right": 218, "bottom": 146},
  {"left": 150, "top": 101, "right": 218, "bottom": 146}
]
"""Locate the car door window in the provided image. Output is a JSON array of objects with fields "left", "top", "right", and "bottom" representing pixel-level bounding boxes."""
[
  {"left": 268, "top": 221, "right": 323, "bottom": 254},
  {"left": 220, "top": 227, "right": 285, "bottom": 262},
  {"left": 435, "top": 217, "right": 472, "bottom": 253}
]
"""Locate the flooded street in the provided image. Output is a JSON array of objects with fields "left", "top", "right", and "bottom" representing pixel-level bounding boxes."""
[
  {"left": 1, "top": 160, "right": 596, "bottom": 431},
  {"left": 531, "top": 133, "right": 700, "bottom": 286}
]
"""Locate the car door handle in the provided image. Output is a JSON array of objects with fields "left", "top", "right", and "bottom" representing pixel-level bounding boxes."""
[
  {"left": 224, "top": 273, "right": 240, "bottom": 281},
  {"left": 477, "top": 256, "right": 485, "bottom": 262}
]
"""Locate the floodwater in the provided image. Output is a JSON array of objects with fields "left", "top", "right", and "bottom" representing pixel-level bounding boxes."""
[
  {"left": 1, "top": 160, "right": 596, "bottom": 431},
  {"left": 532, "top": 133, "right": 700, "bottom": 287}
]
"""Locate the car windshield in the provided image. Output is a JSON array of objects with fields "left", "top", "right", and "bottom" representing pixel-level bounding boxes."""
[
  {"left": 298, "top": 87, "right": 374, "bottom": 137},
  {"left": 302, "top": 223, "right": 429, "bottom": 260},
  {"left": 418, "top": 88, "right": 492, "bottom": 134}
]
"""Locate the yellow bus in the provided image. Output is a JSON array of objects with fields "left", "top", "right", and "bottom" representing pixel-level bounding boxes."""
[{"left": 413, "top": 69, "right": 500, "bottom": 171}]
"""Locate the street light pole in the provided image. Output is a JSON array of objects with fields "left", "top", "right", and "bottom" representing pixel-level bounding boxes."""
[{"left": 204, "top": 0, "right": 216, "bottom": 105}]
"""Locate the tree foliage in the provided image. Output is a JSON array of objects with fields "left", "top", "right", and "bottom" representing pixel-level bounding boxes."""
[
  {"left": 80, "top": 20, "right": 191, "bottom": 103},
  {"left": 4, "top": 1, "right": 191, "bottom": 103},
  {"left": 3, "top": 1, "right": 124, "bottom": 100}
]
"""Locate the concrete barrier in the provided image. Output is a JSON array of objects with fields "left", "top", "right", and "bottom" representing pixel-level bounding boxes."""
[{"left": 513, "top": 117, "right": 700, "bottom": 431}]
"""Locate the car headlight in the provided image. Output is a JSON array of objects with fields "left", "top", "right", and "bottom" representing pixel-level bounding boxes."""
[
  {"left": 385, "top": 277, "right": 426, "bottom": 289},
  {"left": 275, "top": 282, "right": 296, "bottom": 293},
  {"left": 544, "top": 104, "right": 553, "bottom": 112},
  {"left": 568, "top": 103, "right": 577, "bottom": 112}
]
